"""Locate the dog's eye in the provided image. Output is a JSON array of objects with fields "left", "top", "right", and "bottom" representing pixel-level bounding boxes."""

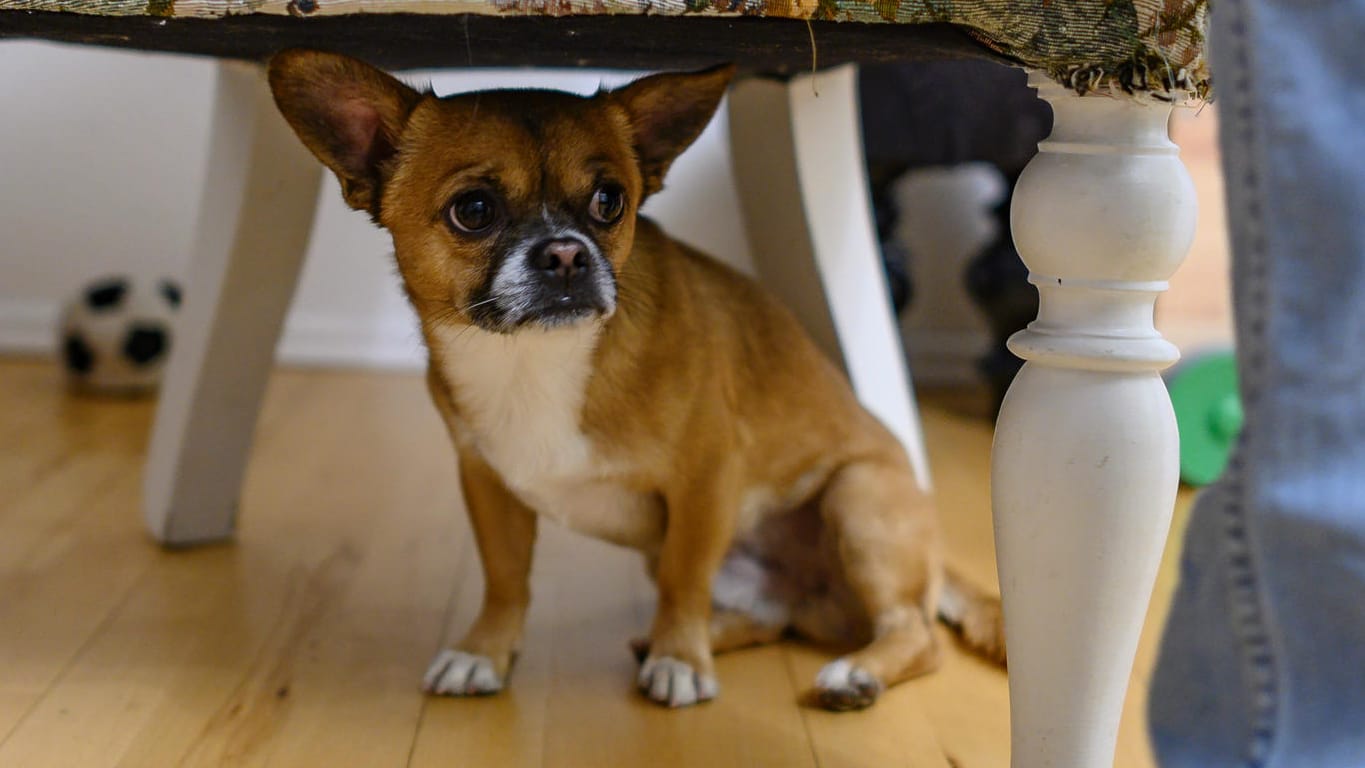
[
  {"left": 589, "top": 186, "right": 625, "bottom": 225},
  {"left": 448, "top": 191, "right": 499, "bottom": 233}
]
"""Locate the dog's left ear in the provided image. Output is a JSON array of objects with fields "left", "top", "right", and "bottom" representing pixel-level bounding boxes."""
[{"left": 608, "top": 64, "right": 736, "bottom": 197}]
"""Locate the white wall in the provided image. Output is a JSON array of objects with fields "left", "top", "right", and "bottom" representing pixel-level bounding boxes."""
[
  {"left": 0, "top": 44, "right": 214, "bottom": 353},
  {"left": 0, "top": 43, "right": 752, "bottom": 369}
]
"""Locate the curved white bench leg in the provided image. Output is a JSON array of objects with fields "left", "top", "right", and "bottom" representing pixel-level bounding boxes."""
[
  {"left": 727, "top": 67, "right": 932, "bottom": 490},
  {"left": 993, "top": 76, "right": 1197, "bottom": 767},
  {"left": 143, "top": 62, "right": 320, "bottom": 546}
]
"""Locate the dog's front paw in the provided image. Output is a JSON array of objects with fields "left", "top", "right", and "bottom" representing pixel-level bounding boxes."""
[
  {"left": 637, "top": 655, "right": 718, "bottom": 708},
  {"left": 813, "top": 658, "right": 883, "bottom": 711},
  {"left": 423, "top": 649, "right": 506, "bottom": 696}
]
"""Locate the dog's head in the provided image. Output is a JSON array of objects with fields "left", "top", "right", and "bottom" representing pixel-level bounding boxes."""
[{"left": 269, "top": 51, "right": 733, "bottom": 332}]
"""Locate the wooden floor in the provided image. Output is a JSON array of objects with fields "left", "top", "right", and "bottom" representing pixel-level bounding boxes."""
[{"left": 0, "top": 358, "right": 1193, "bottom": 768}]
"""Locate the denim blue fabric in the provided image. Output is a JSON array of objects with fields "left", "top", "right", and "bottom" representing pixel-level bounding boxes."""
[{"left": 1147, "top": 1, "right": 1365, "bottom": 766}]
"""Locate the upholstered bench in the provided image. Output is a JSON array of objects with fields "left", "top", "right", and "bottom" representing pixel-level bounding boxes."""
[{"left": 1, "top": 4, "right": 1209, "bottom": 766}]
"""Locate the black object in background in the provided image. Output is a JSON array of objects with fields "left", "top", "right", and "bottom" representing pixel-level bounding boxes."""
[{"left": 859, "top": 60, "right": 1052, "bottom": 412}]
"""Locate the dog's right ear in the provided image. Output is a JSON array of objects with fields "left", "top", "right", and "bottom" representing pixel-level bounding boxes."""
[{"left": 268, "top": 49, "right": 425, "bottom": 218}]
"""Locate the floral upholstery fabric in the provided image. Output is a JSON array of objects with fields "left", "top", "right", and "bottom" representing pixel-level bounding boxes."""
[{"left": 1, "top": 0, "right": 1210, "bottom": 101}]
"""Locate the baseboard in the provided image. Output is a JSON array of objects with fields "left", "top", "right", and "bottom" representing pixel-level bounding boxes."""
[
  {"left": 275, "top": 311, "right": 426, "bottom": 370},
  {"left": 0, "top": 298, "right": 426, "bottom": 370},
  {"left": 0, "top": 299, "right": 61, "bottom": 354},
  {"left": 3, "top": 297, "right": 983, "bottom": 382}
]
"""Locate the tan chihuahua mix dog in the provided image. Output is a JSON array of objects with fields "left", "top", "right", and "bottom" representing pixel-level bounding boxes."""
[{"left": 269, "top": 50, "right": 1003, "bottom": 711}]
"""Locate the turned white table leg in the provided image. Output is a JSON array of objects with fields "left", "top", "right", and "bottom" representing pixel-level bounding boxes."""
[
  {"left": 993, "top": 77, "right": 1196, "bottom": 768},
  {"left": 728, "top": 67, "right": 931, "bottom": 489},
  {"left": 143, "top": 62, "right": 320, "bottom": 545}
]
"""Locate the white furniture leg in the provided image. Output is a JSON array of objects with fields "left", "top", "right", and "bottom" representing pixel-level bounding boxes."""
[
  {"left": 727, "top": 67, "right": 932, "bottom": 489},
  {"left": 143, "top": 62, "right": 320, "bottom": 546},
  {"left": 993, "top": 76, "right": 1196, "bottom": 767}
]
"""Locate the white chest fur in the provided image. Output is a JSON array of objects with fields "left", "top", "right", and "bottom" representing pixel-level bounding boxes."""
[
  {"left": 433, "top": 324, "right": 663, "bottom": 549},
  {"left": 435, "top": 323, "right": 600, "bottom": 488}
]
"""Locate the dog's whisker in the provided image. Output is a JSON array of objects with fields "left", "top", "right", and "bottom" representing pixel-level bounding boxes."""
[{"left": 463, "top": 295, "right": 502, "bottom": 312}]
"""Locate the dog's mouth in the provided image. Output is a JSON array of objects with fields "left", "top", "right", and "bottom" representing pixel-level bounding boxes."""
[
  {"left": 519, "top": 292, "right": 611, "bottom": 330},
  {"left": 465, "top": 280, "right": 616, "bottom": 334}
]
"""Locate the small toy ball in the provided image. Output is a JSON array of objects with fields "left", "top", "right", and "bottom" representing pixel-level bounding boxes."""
[
  {"left": 1168, "top": 350, "right": 1243, "bottom": 486},
  {"left": 60, "top": 276, "right": 181, "bottom": 395}
]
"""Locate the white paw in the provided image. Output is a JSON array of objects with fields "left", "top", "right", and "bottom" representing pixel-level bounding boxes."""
[
  {"left": 423, "top": 649, "right": 504, "bottom": 696},
  {"left": 636, "top": 655, "right": 718, "bottom": 708},
  {"left": 814, "top": 658, "right": 883, "bottom": 711}
]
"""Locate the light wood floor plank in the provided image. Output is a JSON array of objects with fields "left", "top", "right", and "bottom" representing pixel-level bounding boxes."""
[
  {"left": 0, "top": 372, "right": 444, "bottom": 766},
  {"left": 0, "top": 372, "right": 160, "bottom": 744},
  {"left": 0, "top": 365, "right": 316, "bottom": 755},
  {"left": 410, "top": 517, "right": 560, "bottom": 768},
  {"left": 0, "top": 375, "right": 321, "bottom": 766},
  {"left": 0, "top": 467, "right": 148, "bottom": 746},
  {"left": 536, "top": 529, "right": 818, "bottom": 768},
  {"left": 785, "top": 642, "right": 952, "bottom": 768},
  {"left": 0, "top": 370, "right": 135, "bottom": 509}
]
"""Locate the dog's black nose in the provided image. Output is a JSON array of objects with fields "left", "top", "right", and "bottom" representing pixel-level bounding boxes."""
[{"left": 531, "top": 239, "right": 590, "bottom": 279}]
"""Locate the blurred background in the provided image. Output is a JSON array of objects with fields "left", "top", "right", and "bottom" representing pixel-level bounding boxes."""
[{"left": 0, "top": 42, "right": 1232, "bottom": 393}]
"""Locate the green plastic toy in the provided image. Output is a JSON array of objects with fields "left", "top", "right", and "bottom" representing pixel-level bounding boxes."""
[{"left": 1168, "top": 350, "right": 1243, "bottom": 486}]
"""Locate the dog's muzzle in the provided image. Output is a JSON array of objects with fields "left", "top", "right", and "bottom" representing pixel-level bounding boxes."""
[{"left": 473, "top": 232, "right": 617, "bottom": 331}]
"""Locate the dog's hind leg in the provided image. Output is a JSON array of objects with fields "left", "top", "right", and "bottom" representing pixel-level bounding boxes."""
[
  {"left": 807, "top": 456, "right": 945, "bottom": 711},
  {"left": 709, "top": 609, "right": 788, "bottom": 653},
  {"left": 813, "top": 605, "right": 940, "bottom": 711}
]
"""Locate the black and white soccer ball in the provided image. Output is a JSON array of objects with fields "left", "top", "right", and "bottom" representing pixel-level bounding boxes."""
[{"left": 60, "top": 276, "right": 181, "bottom": 395}]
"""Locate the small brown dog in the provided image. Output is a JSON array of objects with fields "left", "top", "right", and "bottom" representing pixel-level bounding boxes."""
[{"left": 269, "top": 50, "right": 1003, "bottom": 711}]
